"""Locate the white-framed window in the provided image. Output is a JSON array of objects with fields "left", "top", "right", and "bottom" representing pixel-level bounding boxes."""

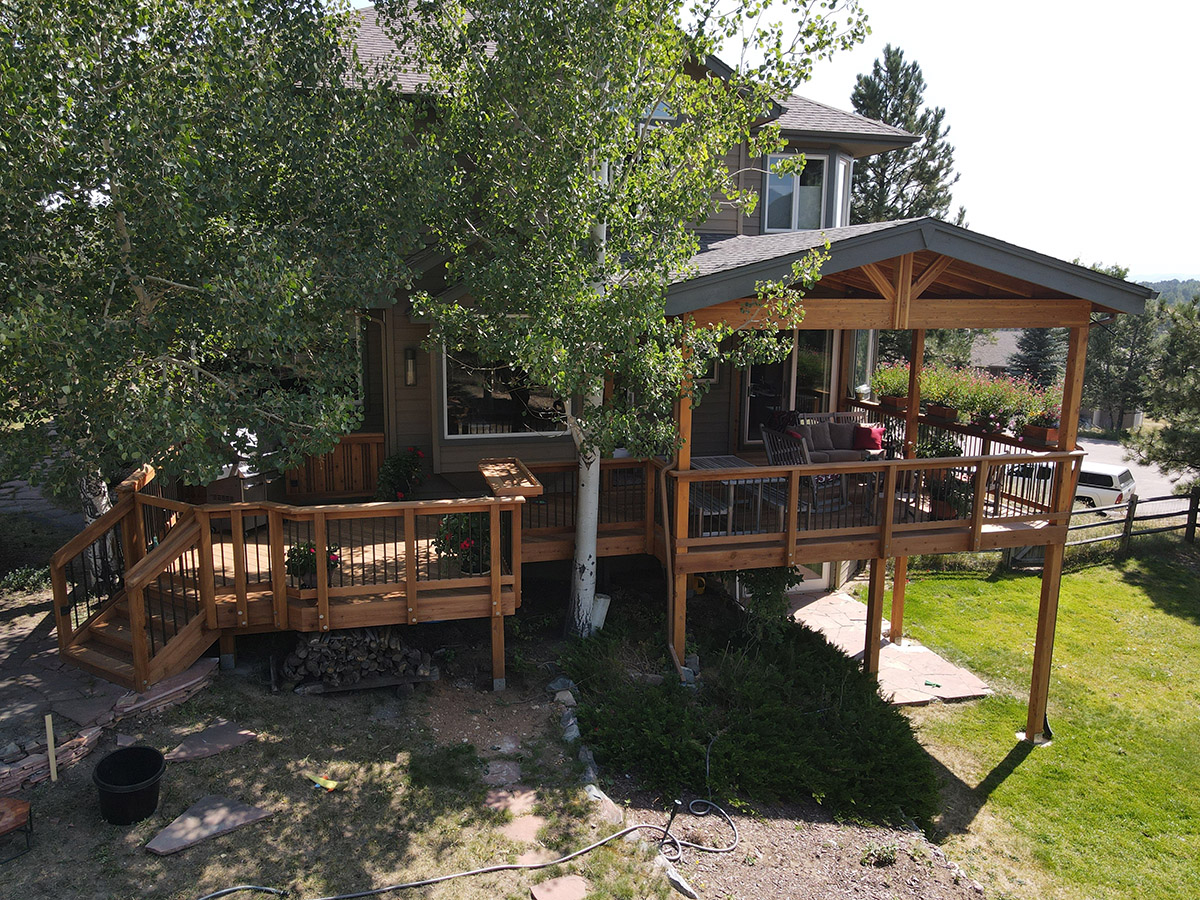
[
  {"left": 835, "top": 157, "right": 852, "bottom": 227},
  {"left": 442, "top": 351, "right": 569, "bottom": 440},
  {"left": 764, "top": 153, "right": 827, "bottom": 232}
]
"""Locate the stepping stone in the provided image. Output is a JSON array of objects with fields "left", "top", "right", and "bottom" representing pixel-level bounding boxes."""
[
  {"left": 485, "top": 786, "right": 538, "bottom": 815},
  {"left": 164, "top": 719, "right": 256, "bottom": 761},
  {"left": 145, "top": 795, "right": 272, "bottom": 855},
  {"left": 53, "top": 695, "right": 119, "bottom": 727},
  {"left": 517, "top": 847, "right": 558, "bottom": 866},
  {"left": 482, "top": 760, "right": 522, "bottom": 786},
  {"left": 530, "top": 875, "right": 589, "bottom": 900},
  {"left": 500, "top": 814, "right": 546, "bottom": 843}
]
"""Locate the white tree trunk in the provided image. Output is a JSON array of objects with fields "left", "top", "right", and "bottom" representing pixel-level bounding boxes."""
[{"left": 566, "top": 384, "right": 604, "bottom": 637}]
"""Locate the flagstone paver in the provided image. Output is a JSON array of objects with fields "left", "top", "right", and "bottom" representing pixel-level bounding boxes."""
[
  {"left": 501, "top": 814, "right": 546, "bottom": 843},
  {"left": 482, "top": 759, "right": 522, "bottom": 786},
  {"left": 164, "top": 719, "right": 256, "bottom": 761},
  {"left": 145, "top": 795, "right": 273, "bottom": 855},
  {"left": 789, "top": 589, "right": 990, "bottom": 706},
  {"left": 530, "top": 875, "right": 589, "bottom": 900},
  {"left": 485, "top": 785, "right": 538, "bottom": 815}
]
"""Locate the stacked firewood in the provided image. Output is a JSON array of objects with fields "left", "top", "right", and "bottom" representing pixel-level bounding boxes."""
[{"left": 281, "top": 627, "right": 433, "bottom": 687}]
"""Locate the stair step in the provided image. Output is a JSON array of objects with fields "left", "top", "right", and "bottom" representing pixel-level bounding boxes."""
[
  {"left": 63, "top": 643, "right": 136, "bottom": 689},
  {"left": 90, "top": 617, "right": 134, "bottom": 652}
]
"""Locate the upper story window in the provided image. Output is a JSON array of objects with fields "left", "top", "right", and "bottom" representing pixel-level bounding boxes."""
[
  {"left": 443, "top": 351, "right": 568, "bottom": 439},
  {"left": 764, "top": 154, "right": 826, "bottom": 231}
]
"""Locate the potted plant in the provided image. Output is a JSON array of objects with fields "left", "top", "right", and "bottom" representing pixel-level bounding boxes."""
[
  {"left": 1021, "top": 390, "right": 1062, "bottom": 446},
  {"left": 286, "top": 541, "right": 341, "bottom": 589},
  {"left": 964, "top": 375, "right": 1012, "bottom": 433},
  {"left": 375, "top": 446, "right": 426, "bottom": 501},
  {"left": 920, "top": 365, "right": 964, "bottom": 422},
  {"left": 869, "top": 362, "right": 911, "bottom": 411},
  {"left": 433, "top": 512, "right": 491, "bottom": 575},
  {"left": 928, "top": 475, "right": 973, "bottom": 520}
]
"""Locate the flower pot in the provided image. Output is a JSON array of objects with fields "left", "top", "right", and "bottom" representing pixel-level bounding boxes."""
[
  {"left": 459, "top": 558, "right": 491, "bottom": 576},
  {"left": 1022, "top": 424, "right": 1059, "bottom": 446},
  {"left": 925, "top": 404, "right": 958, "bottom": 423},
  {"left": 879, "top": 395, "right": 908, "bottom": 412}
]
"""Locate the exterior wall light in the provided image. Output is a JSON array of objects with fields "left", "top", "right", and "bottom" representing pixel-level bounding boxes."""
[{"left": 404, "top": 348, "right": 418, "bottom": 387}]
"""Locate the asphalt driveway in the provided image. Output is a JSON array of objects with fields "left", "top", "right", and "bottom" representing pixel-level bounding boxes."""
[{"left": 1077, "top": 436, "right": 1179, "bottom": 500}]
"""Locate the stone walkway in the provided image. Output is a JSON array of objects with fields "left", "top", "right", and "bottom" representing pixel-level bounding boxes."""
[
  {"left": 0, "top": 478, "right": 85, "bottom": 531},
  {"left": 788, "top": 589, "right": 990, "bottom": 706}
]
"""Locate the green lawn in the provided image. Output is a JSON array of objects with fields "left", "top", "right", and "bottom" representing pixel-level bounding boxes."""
[{"left": 899, "top": 542, "right": 1200, "bottom": 900}]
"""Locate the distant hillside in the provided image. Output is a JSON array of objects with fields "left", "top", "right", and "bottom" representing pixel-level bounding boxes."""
[{"left": 1144, "top": 279, "right": 1200, "bottom": 304}]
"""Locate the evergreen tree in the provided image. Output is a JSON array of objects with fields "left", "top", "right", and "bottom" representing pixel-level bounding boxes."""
[
  {"left": 1125, "top": 296, "right": 1200, "bottom": 484},
  {"left": 1008, "top": 328, "right": 1068, "bottom": 388},
  {"left": 850, "top": 44, "right": 965, "bottom": 225}
]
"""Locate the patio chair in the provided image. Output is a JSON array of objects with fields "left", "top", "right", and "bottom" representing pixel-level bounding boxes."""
[{"left": 759, "top": 427, "right": 848, "bottom": 525}]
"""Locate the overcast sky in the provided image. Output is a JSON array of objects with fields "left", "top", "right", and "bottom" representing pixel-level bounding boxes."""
[
  {"left": 353, "top": 1, "right": 1196, "bottom": 282},
  {"left": 799, "top": 0, "right": 1198, "bottom": 282}
]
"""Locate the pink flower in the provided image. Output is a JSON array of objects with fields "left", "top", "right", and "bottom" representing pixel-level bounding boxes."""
[
  {"left": 329, "top": 554, "right": 339, "bottom": 564},
  {"left": 460, "top": 538, "right": 473, "bottom": 550},
  {"left": 309, "top": 547, "right": 316, "bottom": 554},
  {"left": 396, "top": 490, "right": 404, "bottom": 499}
]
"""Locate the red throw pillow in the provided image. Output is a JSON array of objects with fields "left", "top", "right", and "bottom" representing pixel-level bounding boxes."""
[{"left": 853, "top": 424, "right": 884, "bottom": 451}]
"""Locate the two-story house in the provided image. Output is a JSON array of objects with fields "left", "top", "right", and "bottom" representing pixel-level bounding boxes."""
[{"left": 51, "top": 5, "right": 1153, "bottom": 744}]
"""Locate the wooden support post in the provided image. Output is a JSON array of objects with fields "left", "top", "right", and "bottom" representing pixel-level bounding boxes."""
[
  {"left": 50, "top": 564, "right": 72, "bottom": 652},
  {"left": 1187, "top": 487, "right": 1200, "bottom": 544},
  {"left": 404, "top": 508, "right": 418, "bottom": 624},
  {"left": 1120, "top": 494, "right": 1139, "bottom": 553},
  {"left": 121, "top": 499, "right": 144, "bottom": 570},
  {"left": 231, "top": 509, "right": 248, "bottom": 629},
  {"left": 491, "top": 614, "right": 505, "bottom": 692},
  {"left": 1058, "top": 326, "right": 1088, "bottom": 452},
  {"left": 880, "top": 465, "right": 898, "bottom": 559},
  {"left": 197, "top": 509, "right": 218, "bottom": 630},
  {"left": 669, "top": 371, "right": 694, "bottom": 671},
  {"left": 1026, "top": 542, "right": 1065, "bottom": 742},
  {"left": 128, "top": 584, "right": 150, "bottom": 692},
  {"left": 890, "top": 556, "right": 907, "bottom": 646},
  {"left": 314, "top": 512, "right": 330, "bottom": 632},
  {"left": 864, "top": 558, "right": 886, "bottom": 675},
  {"left": 970, "top": 460, "right": 989, "bottom": 550},
  {"left": 268, "top": 509, "right": 287, "bottom": 628},
  {"left": 643, "top": 459, "right": 656, "bottom": 554},
  {"left": 785, "top": 470, "right": 800, "bottom": 565},
  {"left": 836, "top": 329, "right": 855, "bottom": 410},
  {"left": 219, "top": 632, "right": 236, "bottom": 670},
  {"left": 511, "top": 506, "right": 522, "bottom": 606}
]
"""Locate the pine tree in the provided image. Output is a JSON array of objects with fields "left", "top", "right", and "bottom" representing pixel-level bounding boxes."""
[
  {"left": 1008, "top": 328, "right": 1068, "bottom": 388},
  {"left": 850, "top": 45, "right": 965, "bottom": 225}
]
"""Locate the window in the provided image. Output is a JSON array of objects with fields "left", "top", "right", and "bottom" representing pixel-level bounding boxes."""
[
  {"left": 443, "top": 351, "right": 568, "bottom": 439},
  {"left": 835, "top": 157, "right": 852, "bottom": 226},
  {"left": 764, "top": 154, "right": 826, "bottom": 231}
]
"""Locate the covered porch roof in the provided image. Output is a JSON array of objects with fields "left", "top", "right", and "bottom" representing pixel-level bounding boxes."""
[{"left": 669, "top": 218, "right": 1156, "bottom": 329}]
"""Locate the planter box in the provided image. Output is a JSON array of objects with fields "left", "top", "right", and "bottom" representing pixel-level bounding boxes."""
[
  {"left": 925, "top": 404, "right": 959, "bottom": 423},
  {"left": 879, "top": 395, "right": 908, "bottom": 412},
  {"left": 1022, "top": 424, "right": 1060, "bottom": 446}
]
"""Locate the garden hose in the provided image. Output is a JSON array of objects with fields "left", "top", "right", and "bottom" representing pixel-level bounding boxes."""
[{"left": 192, "top": 798, "right": 738, "bottom": 900}]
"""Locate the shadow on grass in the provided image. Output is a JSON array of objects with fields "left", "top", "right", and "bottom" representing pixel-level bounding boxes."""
[{"left": 925, "top": 740, "right": 1035, "bottom": 837}]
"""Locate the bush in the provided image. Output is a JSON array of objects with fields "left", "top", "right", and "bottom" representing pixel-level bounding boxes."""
[
  {"left": 869, "top": 362, "right": 911, "bottom": 398},
  {"left": 563, "top": 592, "right": 941, "bottom": 828}
]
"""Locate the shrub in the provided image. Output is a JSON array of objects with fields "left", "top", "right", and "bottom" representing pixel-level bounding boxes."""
[
  {"left": 0, "top": 565, "right": 50, "bottom": 593},
  {"left": 563, "top": 592, "right": 941, "bottom": 828},
  {"left": 919, "top": 365, "right": 965, "bottom": 409},
  {"left": 375, "top": 446, "right": 426, "bottom": 501},
  {"left": 284, "top": 542, "right": 341, "bottom": 579},
  {"left": 869, "top": 362, "right": 911, "bottom": 398}
]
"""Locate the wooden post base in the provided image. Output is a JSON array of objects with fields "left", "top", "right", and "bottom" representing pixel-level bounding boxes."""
[{"left": 219, "top": 632, "right": 236, "bottom": 670}]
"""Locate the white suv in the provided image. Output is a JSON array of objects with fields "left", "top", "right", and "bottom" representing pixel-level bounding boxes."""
[{"left": 1074, "top": 462, "right": 1137, "bottom": 510}]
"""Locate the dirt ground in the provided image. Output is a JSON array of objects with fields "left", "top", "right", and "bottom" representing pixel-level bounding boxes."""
[{"left": 1, "top": 572, "right": 986, "bottom": 900}]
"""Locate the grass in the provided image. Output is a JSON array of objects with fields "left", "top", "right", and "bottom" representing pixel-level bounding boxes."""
[{"left": 896, "top": 539, "right": 1200, "bottom": 900}]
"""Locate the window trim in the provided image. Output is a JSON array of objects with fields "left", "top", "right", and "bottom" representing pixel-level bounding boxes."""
[
  {"left": 441, "top": 351, "right": 571, "bottom": 441},
  {"left": 762, "top": 153, "right": 828, "bottom": 233}
]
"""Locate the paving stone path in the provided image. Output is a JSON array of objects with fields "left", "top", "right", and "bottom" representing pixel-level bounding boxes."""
[{"left": 789, "top": 589, "right": 990, "bottom": 705}]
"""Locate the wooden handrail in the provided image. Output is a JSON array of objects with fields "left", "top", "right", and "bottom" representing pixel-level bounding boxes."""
[
  {"left": 123, "top": 515, "right": 200, "bottom": 593},
  {"left": 49, "top": 494, "right": 136, "bottom": 568}
]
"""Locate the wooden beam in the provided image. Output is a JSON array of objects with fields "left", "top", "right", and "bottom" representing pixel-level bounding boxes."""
[
  {"left": 864, "top": 558, "right": 886, "bottom": 675},
  {"left": 491, "top": 615, "right": 506, "bottom": 691},
  {"left": 894, "top": 253, "right": 915, "bottom": 329},
  {"left": 903, "top": 329, "right": 925, "bottom": 458},
  {"left": 1059, "top": 325, "right": 1088, "bottom": 451},
  {"left": 910, "top": 254, "right": 954, "bottom": 300},
  {"left": 861, "top": 263, "right": 896, "bottom": 302},
  {"left": 1026, "top": 541, "right": 1065, "bottom": 741},
  {"left": 835, "top": 329, "right": 855, "bottom": 410},
  {"left": 889, "top": 556, "right": 907, "bottom": 646}
]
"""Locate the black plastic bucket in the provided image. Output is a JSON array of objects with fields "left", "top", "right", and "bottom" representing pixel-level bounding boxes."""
[{"left": 93, "top": 746, "right": 166, "bottom": 825}]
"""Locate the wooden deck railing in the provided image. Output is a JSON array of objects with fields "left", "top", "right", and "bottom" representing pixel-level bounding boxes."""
[
  {"left": 665, "top": 450, "right": 1083, "bottom": 573},
  {"left": 51, "top": 462, "right": 526, "bottom": 689},
  {"left": 284, "top": 432, "right": 386, "bottom": 500},
  {"left": 848, "top": 400, "right": 1049, "bottom": 458}
]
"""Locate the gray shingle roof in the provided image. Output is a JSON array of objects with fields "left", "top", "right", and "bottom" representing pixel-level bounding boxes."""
[
  {"left": 685, "top": 221, "right": 919, "bottom": 280},
  {"left": 773, "top": 95, "right": 915, "bottom": 145},
  {"left": 350, "top": 6, "right": 427, "bottom": 92}
]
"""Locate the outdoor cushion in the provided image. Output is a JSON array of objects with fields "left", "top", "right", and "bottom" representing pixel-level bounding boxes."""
[
  {"left": 853, "top": 424, "right": 885, "bottom": 451},
  {"left": 807, "top": 422, "right": 835, "bottom": 451},
  {"left": 786, "top": 425, "right": 813, "bottom": 447},
  {"left": 828, "top": 422, "right": 856, "bottom": 449},
  {"left": 805, "top": 449, "right": 831, "bottom": 463}
]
